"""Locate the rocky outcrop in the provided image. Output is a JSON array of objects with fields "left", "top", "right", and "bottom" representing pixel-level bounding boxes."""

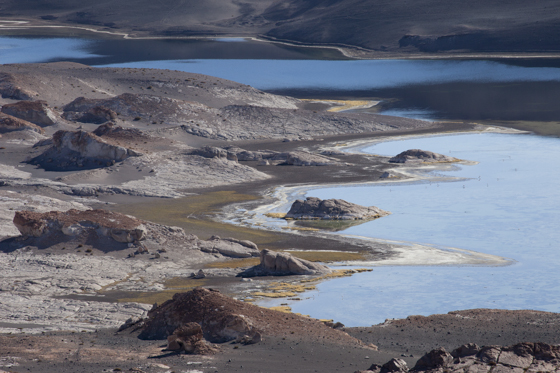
[
  {"left": 62, "top": 104, "right": 117, "bottom": 124},
  {"left": 0, "top": 112, "right": 45, "bottom": 134},
  {"left": 357, "top": 343, "right": 560, "bottom": 373},
  {"left": 92, "top": 122, "right": 151, "bottom": 141},
  {"left": 1, "top": 101, "right": 57, "bottom": 127},
  {"left": 285, "top": 197, "right": 390, "bottom": 220},
  {"left": 239, "top": 249, "right": 332, "bottom": 277},
  {"left": 197, "top": 235, "right": 260, "bottom": 258},
  {"left": 29, "top": 130, "right": 141, "bottom": 170},
  {"left": 389, "top": 149, "right": 458, "bottom": 164},
  {"left": 0, "top": 72, "right": 36, "bottom": 100},
  {"left": 190, "top": 146, "right": 238, "bottom": 162},
  {"left": 277, "top": 151, "right": 345, "bottom": 166},
  {"left": 13, "top": 209, "right": 146, "bottom": 243}
]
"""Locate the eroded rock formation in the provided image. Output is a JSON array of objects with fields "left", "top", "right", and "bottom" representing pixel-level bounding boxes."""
[
  {"left": 1, "top": 101, "right": 57, "bottom": 127},
  {"left": 389, "top": 149, "right": 458, "bottom": 164},
  {"left": 13, "top": 209, "right": 146, "bottom": 243},
  {"left": 29, "top": 130, "right": 141, "bottom": 170},
  {"left": 197, "top": 235, "right": 260, "bottom": 258},
  {"left": 0, "top": 112, "right": 45, "bottom": 134},
  {"left": 239, "top": 249, "right": 332, "bottom": 276},
  {"left": 286, "top": 197, "right": 390, "bottom": 220}
]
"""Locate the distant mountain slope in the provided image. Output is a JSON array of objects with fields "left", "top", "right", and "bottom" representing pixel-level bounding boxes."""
[{"left": 1, "top": 0, "right": 560, "bottom": 54}]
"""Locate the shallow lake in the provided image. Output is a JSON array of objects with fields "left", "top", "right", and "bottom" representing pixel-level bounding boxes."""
[
  {"left": 256, "top": 132, "right": 560, "bottom": 326},
  {"left": 2, "top": 34, "right": 560, "bottom": 325}
]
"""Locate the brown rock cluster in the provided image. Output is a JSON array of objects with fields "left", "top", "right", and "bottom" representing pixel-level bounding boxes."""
[{"left": 357, "top": 342, "right": 560, "bottom": 373}]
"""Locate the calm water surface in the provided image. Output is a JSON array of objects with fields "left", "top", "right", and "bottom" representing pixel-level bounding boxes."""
[{"left": 258, "top": 133, "right": 560, "bottom": 326}]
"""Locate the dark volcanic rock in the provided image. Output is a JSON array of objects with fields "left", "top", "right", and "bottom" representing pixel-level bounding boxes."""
[
  {"left": 389, "top": 149, "right": 458, "bottom": 164},
  {"left": 239, "top": 249, "right": 331, "bottom": 277},
  {"left": 357, "top": 343, "right": 560, "bottom": 373},
  {"left": 29, "top": 130, "right": 141, "bottom": 171},
  {"left": 1, "top": 101, "right": 57, "bottom": 127},
  {"left": 286, "top": 197, "right": 390, "bottom": 220}
]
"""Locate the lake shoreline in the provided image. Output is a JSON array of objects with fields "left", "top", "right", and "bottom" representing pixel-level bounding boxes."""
[{"left": 5, "top": 20, "right": 560, "bottom": 60}]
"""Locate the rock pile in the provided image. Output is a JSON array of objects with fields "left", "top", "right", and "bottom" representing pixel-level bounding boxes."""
[
  {"left": 239, "top": 249, "right": 331, "bottom": 276},
  {"left": 286, "top": 197, "right": 390, "bottom": 220},
  {"left": 357, "top": 342, "right": 560, "bottom": 373},
  {"left": 389, "top": 149, "right": 458, "bottom": 164},
  {"left": 1, "top": 100, "right": 57, "bottom": 127},
  {"left": 29, "top": 130, "right": 141, "bottom": 170}
]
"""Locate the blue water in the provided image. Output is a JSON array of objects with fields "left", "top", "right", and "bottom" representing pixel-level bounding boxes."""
[
  {"left": 257, "top": 133, "right": 560, "bottom": 326},
  {"left": 100, "top": 59, "right": 560, "bottom": 90},
  {"left": 0, "top": 37, "right": 101, "bottom": 64}
]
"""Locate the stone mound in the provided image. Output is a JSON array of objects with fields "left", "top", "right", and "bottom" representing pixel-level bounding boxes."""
[
  {"left": 0, "top": 112, "right": 45, "bottom": 134},
  {"left": 286, "top": 197, "right": 390, "bottom": 220},
  {"left": 389, "top": 149, "right": 458, "bottom": 164},
  {"left": 136, "top": 288, "right": 362, "bottom": 348},
  {"left": 28, "top": 130, "right": 141, "bottom": 171},
  {"left": 1, "top": 100, "right": 57, "bottom": 127},
  {"left": 190, "top": 146, "right": 238, "bottom": 162},
  {"left": 357, "top": 342, "right": 560, "bottom": 373},
  {"left": 239, "top": 249, "right": 331, "bottom": 276},
  {"left": 196, "top": 235, "right": 260, "bottom": 258},
  {"left": 13, "top": 209, "right": 146, "bottom": 243}
]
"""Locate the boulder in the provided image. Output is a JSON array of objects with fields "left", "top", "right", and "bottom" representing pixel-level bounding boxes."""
[
  {"left": 0, "top": 112, "right": 45, "bottom": 134},
  {"left": 389, "top": 149, "right": 458, "bottom": 164},
  {"left": 414, "top": 347, "right": 454, "bottom": 370},
  {"left": 13, "top": 209, "right": 146, "bottom": 243},
  {"left": 1, "top": 101, "right": 57, "bottom": 127},
  {"left": 197, "top": 236, "right": 259, "bottom": 258},
  {"left": 28, "top": 130, "right": 141, "bottom": 170},
  {"left": 381, "top": 358, "right": 409, "bottom": 373},
  {"left": 239, "top": 249, "right": 331, "bottom": 277},
  {"left": 452, "top": 343, "right": 481, "bottom": 358},
  {"left": 165, "top": 322, "right": 217, "bottom": 354},
  {"left": 285, "top": 197, "right": 390, "bottom": 220}
]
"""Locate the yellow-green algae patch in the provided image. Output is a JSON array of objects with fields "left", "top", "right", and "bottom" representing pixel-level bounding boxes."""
[
  {"left": 250, "top": 269, "right": 372, "bottom": 301},
  {"left": 112, "top": 278, "right": 207, "bottom": 304},
  {"left": 113, "top": 191, "right": 278, "bottom": 244},
  {"left": 205, "top": 257, "right": 261, "bottom": 269}
]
